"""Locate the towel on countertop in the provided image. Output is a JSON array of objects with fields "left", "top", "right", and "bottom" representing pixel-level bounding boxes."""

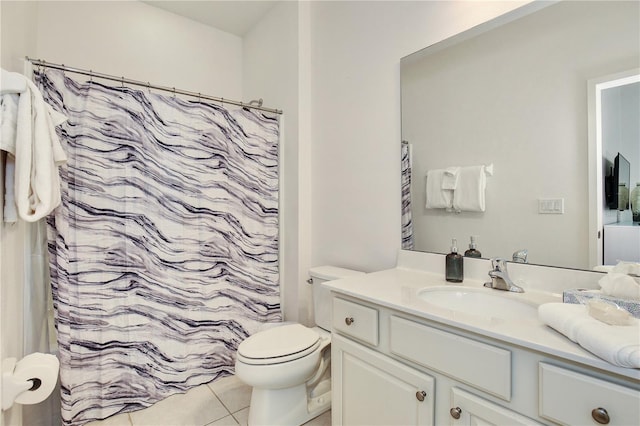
[
  {"left": 599, "top": 273, "right": 640, "bottom": 301},
  {"left": 538, "top": 302, "right": 640, "bottom": 368},
  {"left": 425, "top": 169, "right": 453, "bottom": 209},
  {"left": 453, "top": 165, "right": 487, "bottom": 212},
  {"left": 0, "top": 70, "right": 67, "bottom": 222},
  {"left": 612, "top": 261, "right": 640, "bottom": 277},
  {"left": 441, "top": 167, "right": 459, "bottom": 190}
]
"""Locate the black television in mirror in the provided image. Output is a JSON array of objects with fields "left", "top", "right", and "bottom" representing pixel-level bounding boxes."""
[{"left": 605, "top": 153, "right": 631, "bottom": 210}]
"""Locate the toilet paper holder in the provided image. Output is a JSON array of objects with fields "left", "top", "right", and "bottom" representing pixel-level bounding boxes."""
[{"left": 2, "top": 355, "right": 58, "bottom": 411}]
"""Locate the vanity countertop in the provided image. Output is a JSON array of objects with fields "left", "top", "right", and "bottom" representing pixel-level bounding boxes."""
[{"left": 323, "top": 265, "right": 640, "bottom": 382}]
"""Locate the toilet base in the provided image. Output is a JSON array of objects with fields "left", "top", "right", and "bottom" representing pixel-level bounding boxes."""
[{"left": 247, "top": 380, "right": 331, "bottom": 426}]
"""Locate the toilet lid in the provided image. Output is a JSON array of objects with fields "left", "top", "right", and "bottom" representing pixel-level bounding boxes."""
[{"left": 237, "top": 324, "right": 320, "bottom": 360}]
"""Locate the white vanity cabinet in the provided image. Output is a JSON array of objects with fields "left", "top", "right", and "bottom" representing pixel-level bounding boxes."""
[
  {"left": 332, "top": 334, "right": 435, "bottom": 425},
  {"left": 450, "top": 387, "right": 539, "bottom": 426},
  {"left": 330, "top": 295, "right": 640, "bottom": 426}
]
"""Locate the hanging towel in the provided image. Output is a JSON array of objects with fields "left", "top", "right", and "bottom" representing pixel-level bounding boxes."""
[
  {"left": 538, "top": 303, "right": 640, "bottom": 368},
  {"left": 1, "top": 69, "right": 27, "bottom": 94},
  {"left": 441, "top": 166, "right": 459, "bottom": 190},
  {"left": 453, "top": 165, "right": 488, "bottom": 212},
  {"left": 1, "top": 70, "right": 67, "bottom": 222},
  {"left": 425, "top": 169, "right": 453, "bottom": 209}
]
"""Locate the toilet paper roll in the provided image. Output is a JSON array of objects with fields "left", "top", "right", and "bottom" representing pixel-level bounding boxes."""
[{"left": 12, "top": 353, "right": 59, "bottom": 405}]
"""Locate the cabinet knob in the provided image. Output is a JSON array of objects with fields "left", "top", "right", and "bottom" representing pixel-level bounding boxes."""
[
  {"left": 591, "top": 407, "right": 610, "bottom": 424},
  {"left": 449, "top": 407, "right": 462, "bottom": 419},
  {"left": 450, "top": 407, "right": 462, "bottom": 419},
  {"left": 345, "top": 317, "right": 355, "bottom": 326},
  {"left": 415, "top": 391, "right": 426, "bottom": 402}
]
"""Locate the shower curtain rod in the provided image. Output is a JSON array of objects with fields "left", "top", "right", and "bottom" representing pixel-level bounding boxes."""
[{"left": 26, "top": 57, "right": 282, "bottom": 115}]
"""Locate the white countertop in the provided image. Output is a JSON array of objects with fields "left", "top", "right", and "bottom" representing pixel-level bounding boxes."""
[{"left": 323, "top": 265, "right": 640, "bottom": 382}]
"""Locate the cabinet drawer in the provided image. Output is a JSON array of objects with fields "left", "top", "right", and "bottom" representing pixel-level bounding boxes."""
[
  {"left": 539, "top": 363, "right": 640, "bottom": 425},
  {"left": 390, "top": 316, "right": 511, "bottom": 400},
  {"left": 451, "top": 387, "right": 541, "bottom": 425},
  {"left": 333, "top": 297, "right": 379, "bottom": 346}
]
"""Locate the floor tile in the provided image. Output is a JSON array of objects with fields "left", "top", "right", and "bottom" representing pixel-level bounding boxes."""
[
  {"left": 207, "top": 376, "right": 252, "bottom": 413},
  {"left": 303, "top": 410, "right": 331, "bottom": 426},
  {"left": 206, "top": 415, "right": 239, "bottom": 426},
  {"left": 129, "top": 384, "right": 228, "bottom": 426},
  {"left": 231, "top": 407, "right": 249, "bottom": 426},
  {"left": 86, "top": 412, "right": 132, "bottom": 426}
]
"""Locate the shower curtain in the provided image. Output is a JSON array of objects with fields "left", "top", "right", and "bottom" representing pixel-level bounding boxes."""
[
  {"left": 401, "top": 141, "right": 414, "bottom": 250},
  {"left": 35, "top": 70, "right": 281, "bottom": 425}
]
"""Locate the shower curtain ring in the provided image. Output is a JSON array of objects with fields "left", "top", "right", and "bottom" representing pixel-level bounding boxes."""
[
  {"left": 89, "top": 71, "right": 93, "bottom": 83},
  {"left": 121, "top": 77, "right": 125, "bottom": 88},
  {"left": 198, "top": 92, "right": 201, "bottom": 102},
  {"left": 172, "top": 87, "right": 176, "bottom": 98},
  {"left": 147, "top": 82, "right": 151, "bottom": 94}
]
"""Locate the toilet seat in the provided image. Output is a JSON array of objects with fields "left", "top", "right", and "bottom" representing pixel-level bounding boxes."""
[{"left": 237, "top": 324, "right": 321, "bottom": 365}]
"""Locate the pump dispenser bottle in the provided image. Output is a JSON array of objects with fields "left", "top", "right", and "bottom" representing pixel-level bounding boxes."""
[
  {"left": 445, "top": 238, "right": 464, "bottom": 282},
  {"left": 464, "top": 236, "right": 482, "bottom": 258}
]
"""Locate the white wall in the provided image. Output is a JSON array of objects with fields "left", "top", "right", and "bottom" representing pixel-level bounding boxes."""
[
  {"left": 34, "top": 1, "right": 242, "bottom": 99},
  {"left": 308, "top": 0, "right": 528, "bottom": 274},
  {"left": 243, "top": 1, "right": 306, "bottom": 322}
]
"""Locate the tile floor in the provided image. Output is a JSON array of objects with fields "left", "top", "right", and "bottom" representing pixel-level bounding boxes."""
[{"left": 86, "top": 375, "right": 331, "bottom": 426}]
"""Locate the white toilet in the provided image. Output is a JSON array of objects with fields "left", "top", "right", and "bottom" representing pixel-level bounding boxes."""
[{"left": 235, "top": 266, "right": 364, "bottom": 426}]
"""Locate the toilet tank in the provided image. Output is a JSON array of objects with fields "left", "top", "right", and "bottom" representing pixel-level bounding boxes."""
[{"left": 309, "top": 266, "right": 364, "bottom": 331}]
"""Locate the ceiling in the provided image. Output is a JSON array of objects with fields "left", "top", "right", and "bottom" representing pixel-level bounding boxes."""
[{"left": 142, "top": 1, "right": 279, "bottom": 36}]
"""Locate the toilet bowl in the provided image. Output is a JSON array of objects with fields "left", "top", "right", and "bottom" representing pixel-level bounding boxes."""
[{"left": 234, "top": 266, "right": 364, "bottom": 426}]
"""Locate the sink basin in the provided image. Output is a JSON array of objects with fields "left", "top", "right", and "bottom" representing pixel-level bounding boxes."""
[{"left": 417, "top": 286, "right": 538, "bottom": 321}]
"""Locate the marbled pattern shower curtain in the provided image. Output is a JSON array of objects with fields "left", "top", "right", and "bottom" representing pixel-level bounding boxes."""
[
  {"left": 35, "top": 70, "right": 281, "bottom": 425},
  {"left": 401, "top": 141, "right": 414, "bottom": 250}
]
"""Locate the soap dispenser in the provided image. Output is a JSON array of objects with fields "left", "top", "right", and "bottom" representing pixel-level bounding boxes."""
[
  {"left": 446, "top": 238, "right": 464, "bottom": 282},
  {"left": 464, "top": 236, "right": 482, "bottom": 258}
]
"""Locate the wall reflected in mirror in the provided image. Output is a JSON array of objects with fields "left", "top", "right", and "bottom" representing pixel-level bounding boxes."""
[{"left": 401, "top": 0, "right": 639, "bottom": 270}]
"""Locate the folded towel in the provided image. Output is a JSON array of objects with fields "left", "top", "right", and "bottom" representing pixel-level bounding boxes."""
[
  {"left": 612, "top": 261, "right": 640, "bottom": 277},
  {"left": 441, "top": 167, "right": 459, "bottom": 190},
  {"left": 538, "top": 303, "right": 640, "bottom": 368},
  {"left": 425, "top": 169, "right": 453, "bottom": 209},
  {"left": 599, "top": 273, "right": 640, "bottom": 301},
  {"left": 3, "top": 155, "right": 17, "bottom": 223},
  {"left": 453, "top": 165, "right": 487, "bottom": 212},
  {"left": 1, "top": 93, "right": 19, "bottom": 153}
]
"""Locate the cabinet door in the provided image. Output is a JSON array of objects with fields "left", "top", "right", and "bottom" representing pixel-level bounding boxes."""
[
  {"left": 332, "top": 334, "right": 434, "bottom": 426},
  {"left": 450, "top": 388, "right": 541, "bottom": 426}
]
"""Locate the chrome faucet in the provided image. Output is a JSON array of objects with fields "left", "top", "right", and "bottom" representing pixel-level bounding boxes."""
[{"left": 484, "top": 258, "right": 524, "bottom": 293}]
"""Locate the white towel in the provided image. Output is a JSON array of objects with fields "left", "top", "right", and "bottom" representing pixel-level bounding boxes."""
[
  {"left": 5, "top": 75, "right": 67, "bottom": 222},
  {"left": 538, "top": 303, "right": 640, "bottom": 368},
  {"left": 441, "top": 167, "right": 459, "bottom": 190},
  {"left": 612, "top": 261, "right": 640, "bottom": 277},
  {"left": 425, "top": 169, "right": 453, "bottom": 209},
  {"left": 599, "top": 273, "right": 640, "bottom": 301},
  {"left": 1, "top": 69, "right": 27, "bottom": 94},
  {"left": 1, "top": 92, "right": 20, "bottom": 222},
  {"left": 3, "top": 156, "right": 17, "bottom": 222},
  {"left": 453, "top": 165, "right": 487, "bottom": 212}
]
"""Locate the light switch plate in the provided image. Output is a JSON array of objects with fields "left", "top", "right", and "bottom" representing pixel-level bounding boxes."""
[{"left": 538, "top": 198, "right": 564, "bottom": 214}]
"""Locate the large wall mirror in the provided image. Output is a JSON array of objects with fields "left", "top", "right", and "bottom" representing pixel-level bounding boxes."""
[{"left": 401, "top": 0, "right": 639, "bottom": 270}]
